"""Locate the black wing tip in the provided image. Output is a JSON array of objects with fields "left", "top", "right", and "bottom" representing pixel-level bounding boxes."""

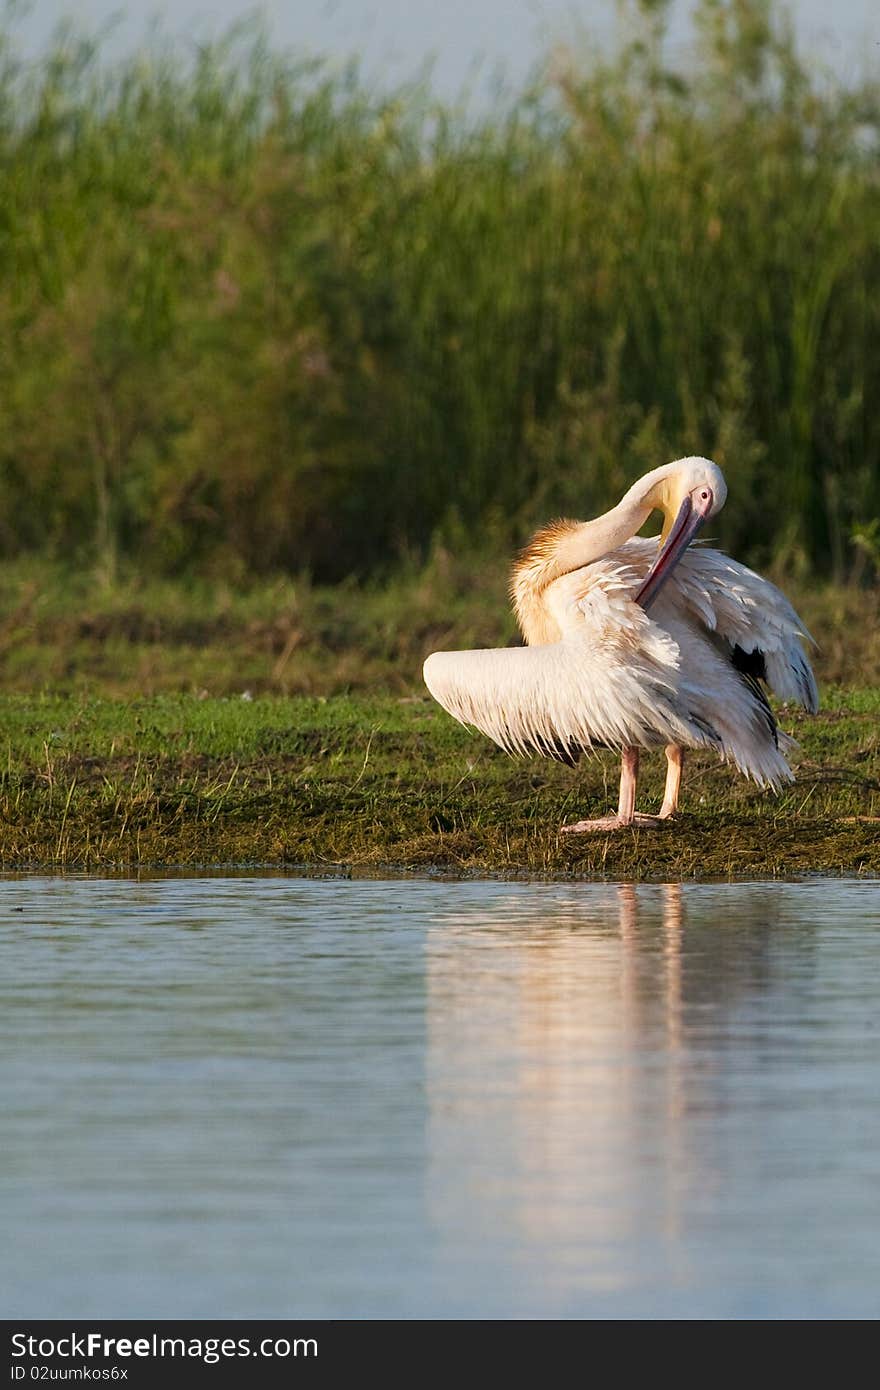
[
  {"left": 731, "top": 644, "right": 768, "bottom": 683},
  {"left": 734, "top": 641, "right": 819, "bottom": 718}
]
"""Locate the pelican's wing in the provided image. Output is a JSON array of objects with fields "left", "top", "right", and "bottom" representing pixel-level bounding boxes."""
[
  {"left": 619, "top": 538, "right": 819, "bottom": 712},
  {"left": 423, "top": 581, "right": 720, "bottom": 759}
]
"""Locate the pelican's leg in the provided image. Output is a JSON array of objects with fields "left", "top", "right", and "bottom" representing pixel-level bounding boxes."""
[
  {"left": 617, "top": 745, "right": 639, "bottom": 824},
  {"left": 561, "top": 746, "right": 667, "bottom": 833},
  {"left": 659, "top": 744, "right": 684, "bottom": 819}
]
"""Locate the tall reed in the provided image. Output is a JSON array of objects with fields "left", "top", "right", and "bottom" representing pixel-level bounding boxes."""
[{"left": 0, "top": 1, "right": 877, "bottom": 583}]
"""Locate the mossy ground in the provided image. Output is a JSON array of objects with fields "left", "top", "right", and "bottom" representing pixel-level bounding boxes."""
[{"left": 0, "top": 688, "right": 877, "bottom": 877}]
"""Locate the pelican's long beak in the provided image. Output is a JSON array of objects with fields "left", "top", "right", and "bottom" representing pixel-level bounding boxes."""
[{"left": 635, "top": 488, "right": 714, "bottom": 610}]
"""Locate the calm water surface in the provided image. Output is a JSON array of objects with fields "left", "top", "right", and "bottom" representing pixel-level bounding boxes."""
[{"left": 2, "top": 875, "right": 879, "bottom": 1319}]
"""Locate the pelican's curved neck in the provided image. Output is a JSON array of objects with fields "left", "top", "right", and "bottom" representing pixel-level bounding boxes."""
[
  {"left": 510, "top": 487, "right": 657, "bottom": 643},
  {"left": 516, "top": 492, "right": 654, "bottom": 590},
  {"left": 551, "top": 494, "right": 655, "bottom": 577}
]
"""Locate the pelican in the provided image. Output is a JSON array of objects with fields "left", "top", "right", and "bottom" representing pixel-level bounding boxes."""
[{"left": 423, "top": 457, "right": 818, "bottom": 831}]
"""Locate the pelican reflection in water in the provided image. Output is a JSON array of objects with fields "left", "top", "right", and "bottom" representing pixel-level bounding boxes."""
[{"left": 424, "top": 884, "right": 785, "bottom": 1307}]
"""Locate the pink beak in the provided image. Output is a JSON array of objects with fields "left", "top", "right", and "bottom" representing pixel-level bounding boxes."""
[{"left": 635, "top": 488, "right": 715, "bottom": 610}]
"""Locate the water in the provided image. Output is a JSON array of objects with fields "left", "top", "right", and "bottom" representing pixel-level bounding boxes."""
[{"left": 2, "top": 875, "right": 879, "bottom": 1320}]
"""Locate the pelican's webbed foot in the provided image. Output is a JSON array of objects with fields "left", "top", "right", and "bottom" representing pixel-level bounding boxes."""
[{"left": 560, "top": 812, "right": 669, "bottom": 834}]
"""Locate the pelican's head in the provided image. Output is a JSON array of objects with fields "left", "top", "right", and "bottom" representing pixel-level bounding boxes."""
[
  {"left": 632, "top": 456, "right": 727, "bottom": 609},
  {"left": 640, "top": 456, "right": 727, "bottom": 542}
]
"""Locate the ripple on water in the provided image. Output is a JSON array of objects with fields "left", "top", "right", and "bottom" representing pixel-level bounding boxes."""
[{"left": 2, "top": 875, "right": 879, "bottom": 1318}]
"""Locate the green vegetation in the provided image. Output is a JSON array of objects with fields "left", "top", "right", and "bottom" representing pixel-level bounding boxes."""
[
  {"left": 0, "top": 1, "right": 878, "bottom": 585},
  {"left": 0, "top": 686, "right": 877, "bottom": 875},
  {"left": 0, "top": 3, "right": 877, "bottom": 876}
]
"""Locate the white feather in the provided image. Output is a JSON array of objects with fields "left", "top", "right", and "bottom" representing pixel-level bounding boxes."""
[
  {"left": 423, "top": 461, "right": 818, "bottom": 794},
  {"left": 424, "top": 568, "right": 712, "bottom": 753},
  {"left": 616, "top": 538, "right": 819, "bottom": 714},
  {"left": 424, "top": 551, "right": 815, "bottom": 790}
]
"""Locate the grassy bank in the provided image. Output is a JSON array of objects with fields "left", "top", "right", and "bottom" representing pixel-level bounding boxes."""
[
  {"left": 1, "top": 560, "right": 877, "bottom": 876},
  {"left": 0, "top": 688, "right": 877, "bottom": 876},
  {"left": 1, "top": 2, "right": 879, "bottom": 584}
]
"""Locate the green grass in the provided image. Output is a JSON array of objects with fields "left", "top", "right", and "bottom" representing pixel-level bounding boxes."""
[
  {"left": 0, "top": 560, "right": 876, "bottom": 875},
  {"left": 0, "top": 554, "right": 519, "bottom": 696},
  {"left": 0, "top": 688, "right": 877, "bottom": 876}
]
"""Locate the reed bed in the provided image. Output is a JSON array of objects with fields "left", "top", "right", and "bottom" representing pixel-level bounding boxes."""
[{"left": 0, "top": 0, "right": 878, "bottom": 588}]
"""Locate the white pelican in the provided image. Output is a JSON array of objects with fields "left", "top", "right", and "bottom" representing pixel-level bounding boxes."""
[{"left": 423, "top": 457, "right": 818, "bottom": 831}]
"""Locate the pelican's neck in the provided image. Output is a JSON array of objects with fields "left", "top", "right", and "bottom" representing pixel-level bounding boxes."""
[
  {"left": 548, "top": 494, "right": 656, "bottom": 574},
  {"left": 510, "top": 489, "right": 656, "bottom": 643}
]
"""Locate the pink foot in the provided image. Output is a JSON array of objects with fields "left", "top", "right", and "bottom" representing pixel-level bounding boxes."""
[{"left": 561, "top": 813, "right": 669, "bottom": 834}]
